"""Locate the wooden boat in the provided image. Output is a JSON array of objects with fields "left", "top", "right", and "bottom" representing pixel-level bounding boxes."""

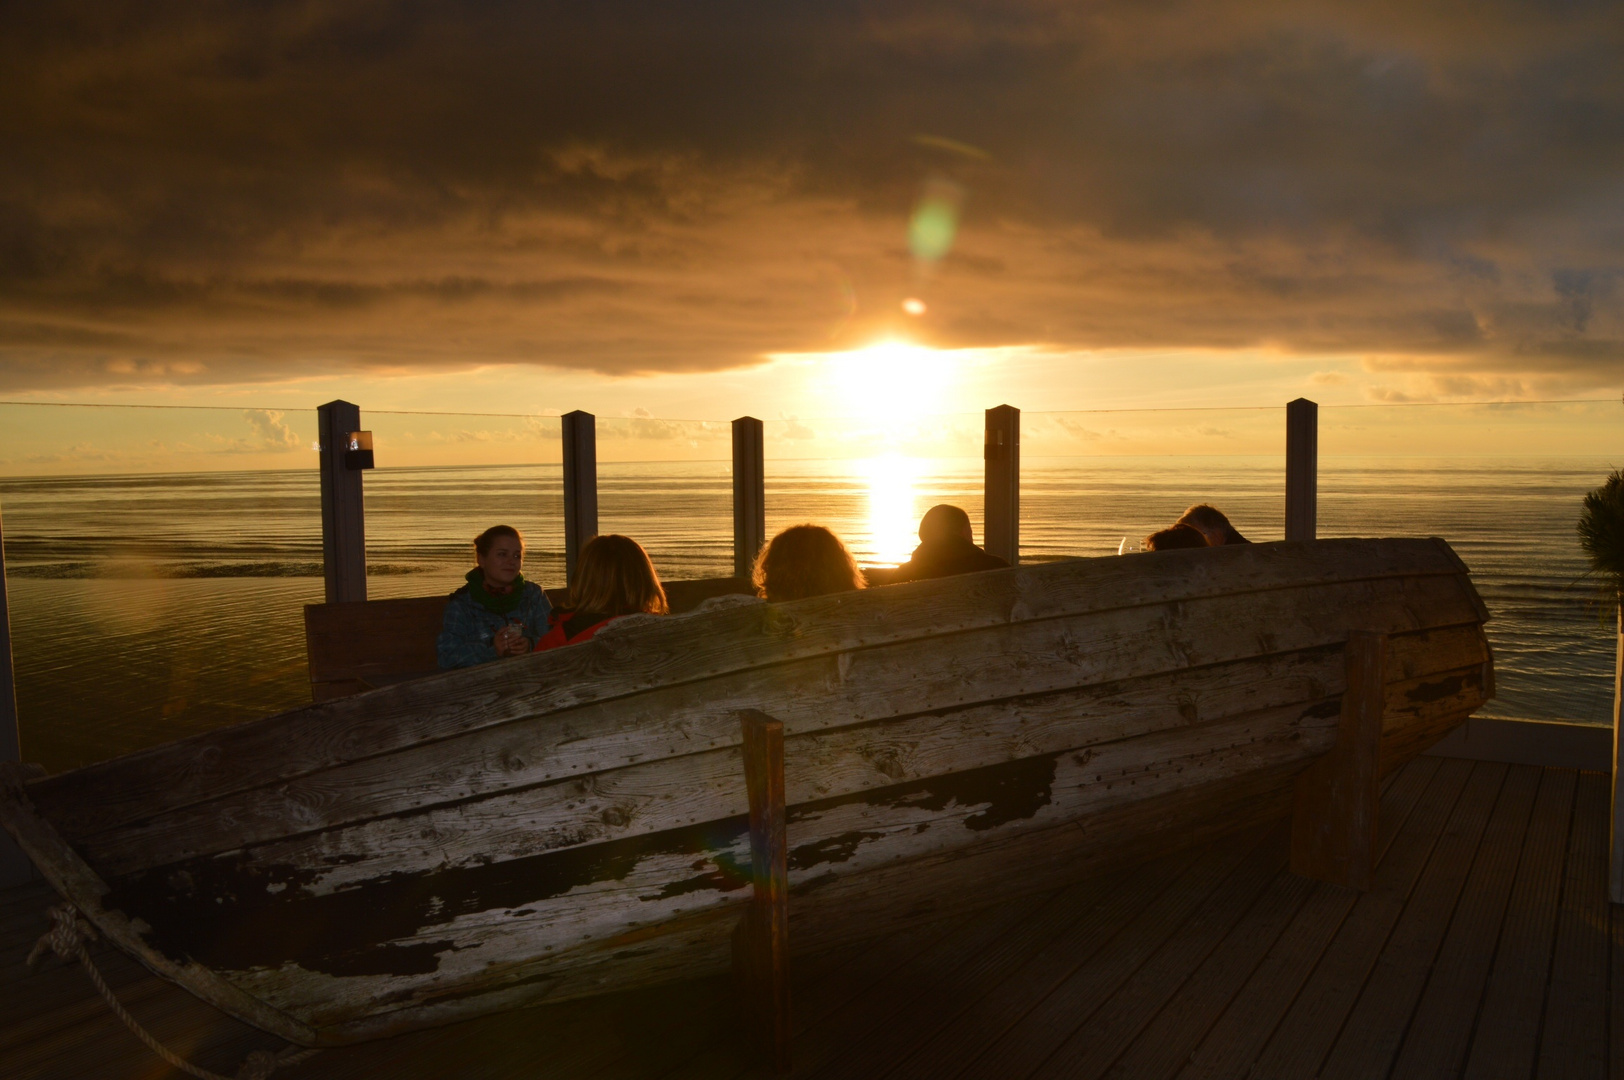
[{"left": 0, "top": 538, "right": 1493, "bottom": 1047}]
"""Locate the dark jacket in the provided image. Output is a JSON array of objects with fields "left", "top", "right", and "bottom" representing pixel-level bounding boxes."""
[
  {"left": 436, "top": 572, "right": 551, "bottom": 669},
  {"left": 891, "top": 537, "right": 1009, "bottom": 583}
]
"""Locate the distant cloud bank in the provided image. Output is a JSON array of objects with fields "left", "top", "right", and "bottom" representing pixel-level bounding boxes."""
[{"left": 1, "top": 0, "right": 1620, "bottom": 395}]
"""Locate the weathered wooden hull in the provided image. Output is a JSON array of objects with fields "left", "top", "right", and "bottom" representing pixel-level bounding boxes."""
[{"left": 0, "top": 538, "right": 1493, "bottom": 1046}]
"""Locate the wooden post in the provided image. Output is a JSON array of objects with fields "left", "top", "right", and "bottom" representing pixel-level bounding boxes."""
[
  {"left": 732, "top": 709, "right": 791, "bottom": 1075},
  {"left": 318, "top": 400, "right": 367, "bottom": 603},
  {"left": 984, "top": 404, "right": 1020, "bottom": 565},
  {"left": 1285, "top": 397, "right": 1318, "bottom": 542},
  {"left": 1291, "top": 630, "right": 1386, "bottom": 890},
  {"left": 561, "top": 411, "right": 598, "bottom": 584},
  {"left": 732, "top": 417, "right": 766, "bottom": 580},
  {"left": 1610, "top": 608, "right": 1624, "bottom": 903},
  {"left": 0, "top": 499, "right": 32, "bottom": 885}
]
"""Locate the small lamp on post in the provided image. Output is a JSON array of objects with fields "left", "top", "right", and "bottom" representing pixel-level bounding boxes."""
[{"left": 345, "top": 431, "right": 374, "bottom": 470}]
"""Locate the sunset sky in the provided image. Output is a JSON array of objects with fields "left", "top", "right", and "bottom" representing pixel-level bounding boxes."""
[{"left": 1, "top": 1, "right": 1621, "bottom": 467}]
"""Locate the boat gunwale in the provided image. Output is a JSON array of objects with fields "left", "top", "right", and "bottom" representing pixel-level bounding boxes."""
[
  {"left": 86, "top": 616, "right": 1493, "bottom": 881},
  {"left": 65, "top": 561, "right": 1486, "bottom": 865},
  {"left": 31, "top": 538, "right": 1482, "bottom": 842}
]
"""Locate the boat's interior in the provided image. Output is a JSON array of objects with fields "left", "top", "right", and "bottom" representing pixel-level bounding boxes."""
[{"left": 303, "top": 574, "right": 756, "bottom": 699}]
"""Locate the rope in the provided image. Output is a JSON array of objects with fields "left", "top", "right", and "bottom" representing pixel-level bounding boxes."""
[{"left": 27, "top": 903, "right": 321, "bottom": 1080}]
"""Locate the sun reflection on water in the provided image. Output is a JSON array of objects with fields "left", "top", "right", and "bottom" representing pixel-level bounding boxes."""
[{"left": 862, "top": 454, "right": 923, "bottom": 565}]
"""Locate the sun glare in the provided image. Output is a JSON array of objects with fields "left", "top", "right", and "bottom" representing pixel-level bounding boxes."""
[{"left": 824, "top": 341, "right": 957, "bottom": 420}]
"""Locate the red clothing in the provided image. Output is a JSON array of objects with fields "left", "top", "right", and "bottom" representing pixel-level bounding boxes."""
[{"left": 533, "top": 609, "right": 617, "bottom": 651}]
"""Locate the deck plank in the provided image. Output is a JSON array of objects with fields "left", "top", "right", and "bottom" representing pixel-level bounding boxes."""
[
  {"left": 1459, "top": 766, "right": 1578, "bottom": 1080},
  {"left": 1173, "top": 755, "right": 1443, "bottom": 1080},
  {"left": 1246, "top": 757, "right": 1489, "bottom": 1079},
  {"left": 1315, "top": 758, "right": 1520, "bottom": 1079},
  {"left": 657, "top": 902, "right": 991, "bottom": 1080},
  {"left": 1027, "top": 826, "right": 1290, "bottom": 1079},
  {"left": 948, "top": 827, "right": 1274, "bottom": 1080},
  {"left": 8, "top": 976, "right": 272, "bottom": 1080},
  {"left": 879, "top": 853, "right": 1196, "bottom": 1080},
  {"left": 1386, "top": 763, "right": 1542, "bottom": 1080},
  {"left": 1098, "top": 862, "right": 1314, "bottom": 1080},
  {"left": 1107, "top": 764, "right": 1426, "bottom": 1080},
  {"left": 796, "top": 881, "right": 1103, "bottom": 1080},
  {"left": 1535, "top": 770, "right": 1609, "bottom": 1080}
]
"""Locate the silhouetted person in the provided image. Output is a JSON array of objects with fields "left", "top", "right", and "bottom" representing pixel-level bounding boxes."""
[
  {"left": 754, "top": 524, "right": 866, "bottom": 602},
  {"left": 1176, "top": 504, "right": 1250, "bottom": 546},
  {"left": 1143, "top": 523, "right": 1210, "bottom": 551},
  {"left": 891, "top": 504, "right": 1009, "bottom": 583}
]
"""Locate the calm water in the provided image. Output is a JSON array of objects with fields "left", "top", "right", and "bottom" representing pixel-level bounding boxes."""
[{"left": 0, "top": 456, "right": 1614, "bottom": 774}]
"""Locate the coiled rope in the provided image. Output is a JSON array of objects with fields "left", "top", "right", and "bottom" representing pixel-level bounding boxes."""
[{"left": 27, "top": 903, "right": 321, "bottom": 1080}]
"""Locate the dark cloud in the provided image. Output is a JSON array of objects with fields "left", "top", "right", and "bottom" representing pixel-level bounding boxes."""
[{"left": 1, "top": 0, "right": 1621, "bottom": 391}]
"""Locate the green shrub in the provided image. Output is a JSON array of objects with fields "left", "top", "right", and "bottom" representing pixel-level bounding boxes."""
[{"left": 1578, "top": 468, "right": 1624, "bottom": 619}]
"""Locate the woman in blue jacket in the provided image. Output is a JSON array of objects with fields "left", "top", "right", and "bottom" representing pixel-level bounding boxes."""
[{"left": 437, "top": 525, "right": 552, "bottom": 669}]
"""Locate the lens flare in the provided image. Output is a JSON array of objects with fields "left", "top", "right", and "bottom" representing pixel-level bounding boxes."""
[
  {"left": 902, "top": 297, "right": 927, "bottom": 316},
  {"left": 909, "top": 177, "right": 965, "bottom": 264}
]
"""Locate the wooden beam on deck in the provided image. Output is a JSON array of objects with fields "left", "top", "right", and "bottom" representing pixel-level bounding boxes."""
[
  {"left": 1285, "top": 397, "right": 1318, "bottom": 542},
  {"left": 733, "top": 708, "right": 791, "bottom": 1075},
  {"left": 732, "top": 417, "right": 765, "bottom": 580},
  {"left": 317, "top": 400, "right": 366, "bottom": 604},
  {"left": 561, "top": 410, "right": 598, "bottom": 585},
  {"left": 1292, "top": 630, "right": 1386, "bottom": 890},
  {"left": 984, "top": 404, "right": 1020, "bottom": 565}
]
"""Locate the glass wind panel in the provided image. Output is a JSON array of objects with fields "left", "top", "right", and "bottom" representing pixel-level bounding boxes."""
[{"left": 1321, "top": 401, "right": 1622, "bottom": 727}]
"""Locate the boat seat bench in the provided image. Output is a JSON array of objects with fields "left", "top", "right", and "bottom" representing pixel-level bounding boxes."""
[{"left": 303, "top": 575, "right": 757, "bottom": 701}]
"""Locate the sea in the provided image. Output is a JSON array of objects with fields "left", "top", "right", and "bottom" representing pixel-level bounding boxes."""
[{"left": 0, "top": 456, "right": 1615, "bottom": 775}]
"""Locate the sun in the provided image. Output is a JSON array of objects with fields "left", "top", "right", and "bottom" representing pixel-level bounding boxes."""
[{"left": 823, "top": 341, "right": 957, "bottom": 420}]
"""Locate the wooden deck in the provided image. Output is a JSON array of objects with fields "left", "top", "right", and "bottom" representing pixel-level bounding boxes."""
[{"left": 3, "top": 755, "right": 1619, "bottom": 1079}]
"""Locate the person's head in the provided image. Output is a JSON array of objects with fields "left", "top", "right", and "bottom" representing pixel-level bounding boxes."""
[
  {"left": 753, "top": 524, "right": 866, "bottom": 602},
  {"left": 474, "top": 525, "right": 525, "bottom": 587},
  {"left": 1143, "top": 524, "right": 1210, "bottom": 551},
  {"left": 570, "top": 534, "right": 669, "bottom": 616},
  {"left": 919, "top": 504, "right": 975, "bottom": 546},
  {"left": 1176, "top": 504, "right": 1247, "bottom": 546}
]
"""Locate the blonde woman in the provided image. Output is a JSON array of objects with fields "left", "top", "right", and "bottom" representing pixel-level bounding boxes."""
[{"left": 534, "top": 534, "right": 669, "bottom": 650}]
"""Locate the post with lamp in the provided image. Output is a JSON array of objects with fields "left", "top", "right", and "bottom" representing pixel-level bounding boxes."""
[
  {"left": 733, "top": 417, "right": 766, "bottom": 581},
  {"left": 1285, "top": 397, "right": 1318, "bottom": 542},
  {"left": 984, "top": 405, "right": 1020, "bottom": 565},
  {"left": 562, "top": 410, "right": 599, "bottom": 585},
  {"left": 0, "top": 499, "right": 34, "bottom": 886},
  {"left": 318, "top": 400, "right": 370, "bottom": 604}
]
